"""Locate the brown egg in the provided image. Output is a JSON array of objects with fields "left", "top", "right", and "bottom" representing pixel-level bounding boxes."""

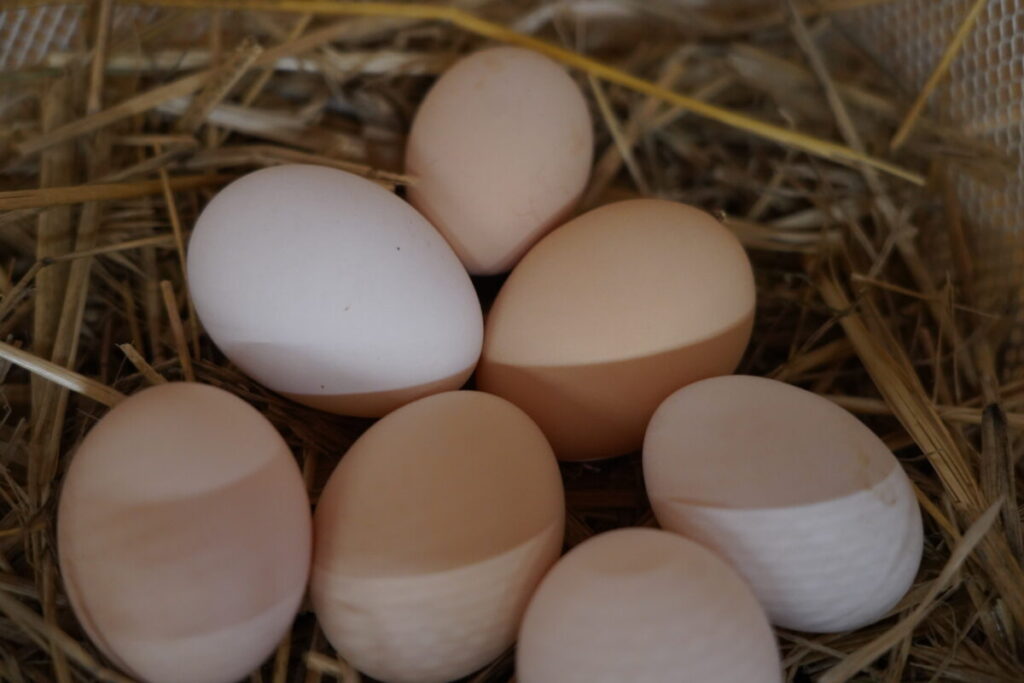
[
  {"left": 58, "top": 383, "right": 311, "bottom": 683},
  {"left": 478, "top": 199, "right": 755, "bottom": 460},
  {"left": 311, "top": 391, "right": 564, "bottom": 683}
]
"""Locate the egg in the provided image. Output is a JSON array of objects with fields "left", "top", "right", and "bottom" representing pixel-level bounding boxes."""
[
  {"left": 187, "top": 164, "right": 483, "bottom": 417},
  {"left": 406, "top": 46, "right": 593, "bottom": 275},
  {"left": 477, "top": 199, "right": 755, "bottom": 460},
  {"left": 516, "top": 528, "right": 781, "bottom": 683},
  {"left": 311, "top": 391, "right": 564, "bottom": 683},
  {"left": 643, "top": 375, "right": 924, "bottom": 632},
  {"left": 57, "top": 383, "right": 311, "bottom": 683}
]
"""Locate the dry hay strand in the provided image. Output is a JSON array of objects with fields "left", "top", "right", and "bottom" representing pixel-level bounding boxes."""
[{"left": 0, "top": 1, "right": 1021, "bottom": 681}]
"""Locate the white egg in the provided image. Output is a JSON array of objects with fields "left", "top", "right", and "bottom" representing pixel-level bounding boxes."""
[
  {"left": 643, "top": 375, "right": 923, "bottom": 632},
  {"left": 187, "top": 164, "right": 483, "bottom": 417}
]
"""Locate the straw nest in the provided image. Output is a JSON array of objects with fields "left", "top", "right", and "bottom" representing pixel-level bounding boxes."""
[{"left": 0, "top": 0, "right": 1021, "bottom": 681}]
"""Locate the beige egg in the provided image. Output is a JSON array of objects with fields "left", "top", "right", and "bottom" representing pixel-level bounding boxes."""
[
  {"left": 406, "top": 46, "right": 593, "bottom": 275},
  {"left": 643, "top": 376, "right": 923, "bottom": 632},
  {"left": 58, "top": 383, "right": 311, "bottom": 683},
  {"left": 478, "top": 199, "right": 755, "bottom": 461},
  {"left": 517, "top": 528, "right": 782, "bottom": 683},
  {"left": 311, "top": 391, "right": 564, "bottom": 683},
  {"left": 187, "top": 164, "right": 483, "bottom": 418}
]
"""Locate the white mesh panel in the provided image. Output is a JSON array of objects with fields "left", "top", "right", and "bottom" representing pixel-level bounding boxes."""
[{"left": 840, "top": 0, "right": 1024, "bottom": 369}]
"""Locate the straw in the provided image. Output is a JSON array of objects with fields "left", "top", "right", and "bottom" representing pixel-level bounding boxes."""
[{"left": 0, "top": 1, "right": 1020, "bottom": 680}]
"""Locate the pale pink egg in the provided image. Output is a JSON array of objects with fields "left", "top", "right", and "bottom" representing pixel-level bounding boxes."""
[
  {"left": 406, "top": 46, "right": 593, "bottom": 275},
  {"left": 643, "top": 375, "right": 923, "bottom": 632},
  {"left": 311, "top": 391, "right": 564, "bottom": 683},
  {"left": 58, "top": 382, "right": 311, "bottom": 683},
  {"left": 517, "top": 528, "right": 782, "bottom": 683}
]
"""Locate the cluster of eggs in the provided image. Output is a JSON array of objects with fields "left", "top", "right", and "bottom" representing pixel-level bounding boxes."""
[{"left": 57, "top": 47, "right": 923, "bottom": 683}]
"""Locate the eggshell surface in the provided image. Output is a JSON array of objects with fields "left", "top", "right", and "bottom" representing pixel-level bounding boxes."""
[
  {"left": 478, "top": 199, "right": 755, "bottom": 460},
  {"left": 516, "top": 528, "right": 781, "bottom": 683},
  {"left": 311, "top": 391, "right": 564, "bottom": 683},
  {"left": 187, "top": 164, "right": 483, "bottom": 417},
  {"left": 58, "top": 382, "right": 311, "bottom": 683},
  {"left": 643, "top": 375, "right": 923, "bottom": 632},
  {"left": 406, "top": 46, "right": 593, "bottom": 274}
]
